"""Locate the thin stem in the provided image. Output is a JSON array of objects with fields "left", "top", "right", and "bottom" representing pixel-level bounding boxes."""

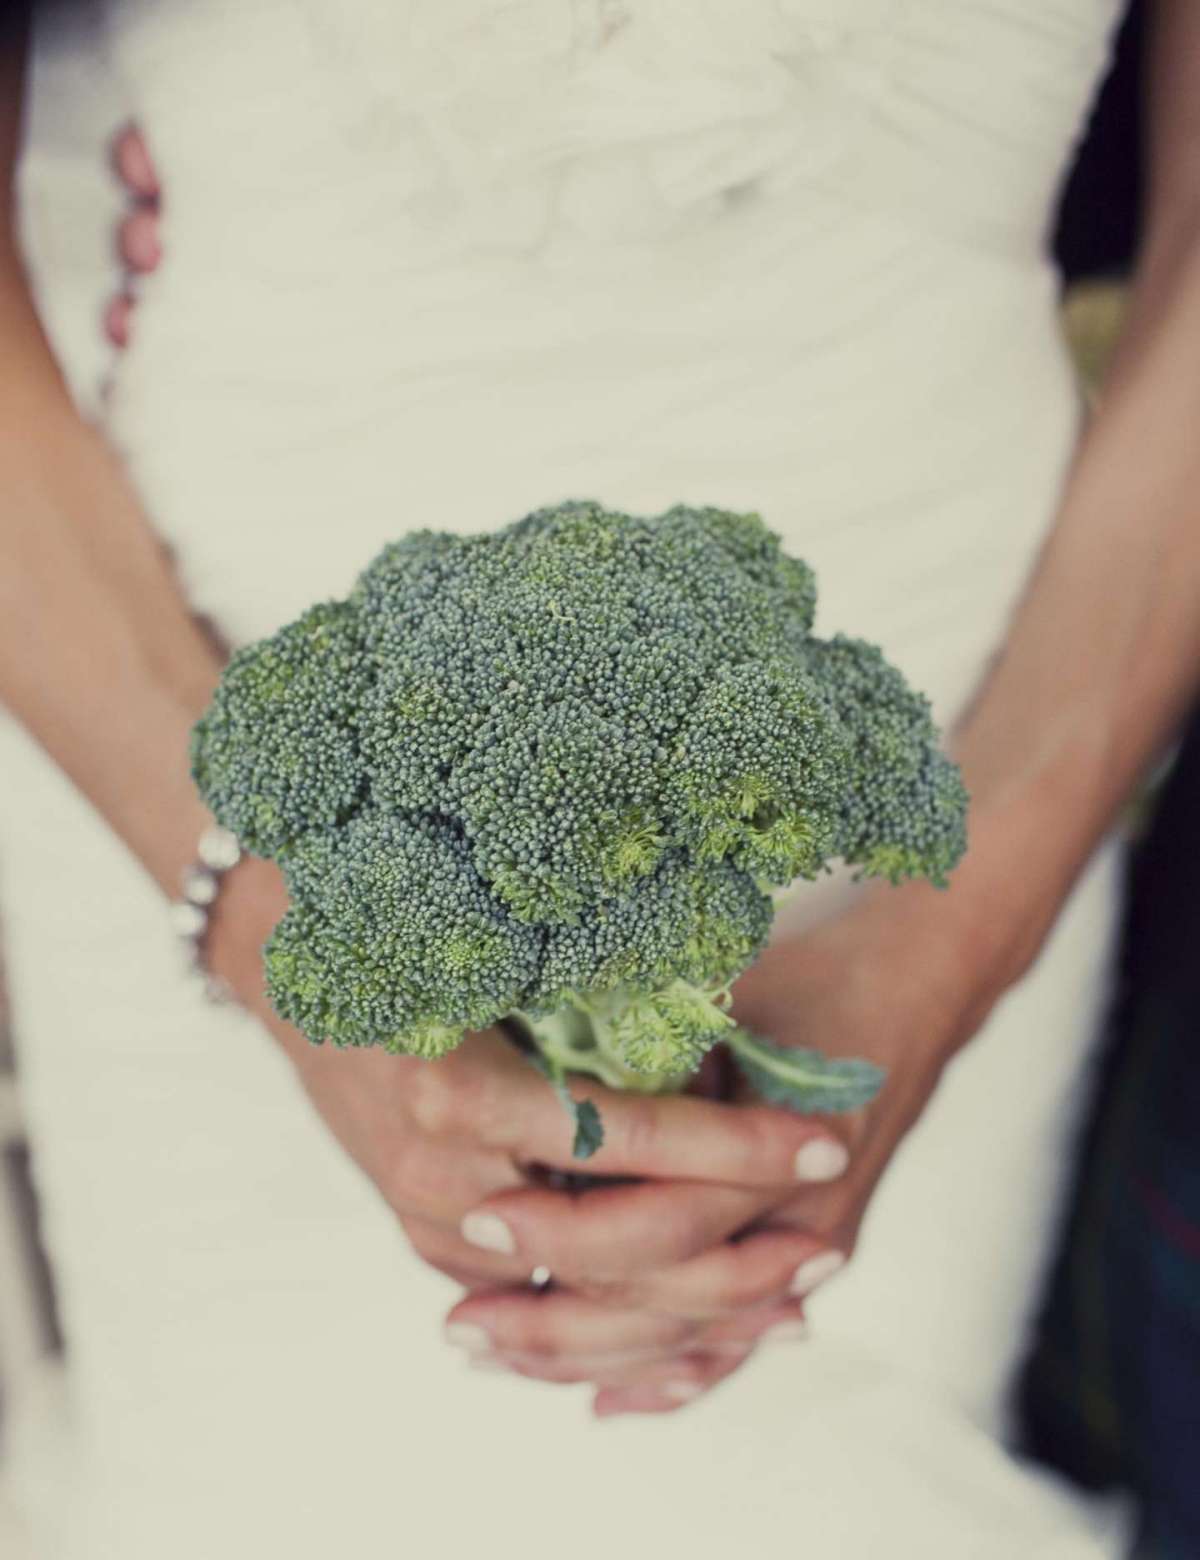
[{"left": 510, "top": 998, "right": 691, "bottom": 1095}]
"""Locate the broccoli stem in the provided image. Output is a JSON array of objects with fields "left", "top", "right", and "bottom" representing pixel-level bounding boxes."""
[{"left": 508, "top": 997, "right": 693, "bottom": 1095}]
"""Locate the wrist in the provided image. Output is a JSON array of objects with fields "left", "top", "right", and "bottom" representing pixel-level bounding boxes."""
[
  {"left": 936, "top": 782, "right": 1100, "bottom": 999},
  {"left": 854, "top": 875, "right": 1002, "bottom": 1000},
  {"left": 203, "top": 854, "right": 331, "bottom": 1075},
  {"left": 204, "top": 854, "right": 290, "bottom": 1018},
  {"left": 850, "top": 839, "right": 1072, "bottom": 1064},
  {"left": 849, "top": 849, "right": 1054, "bottom": 1047}
]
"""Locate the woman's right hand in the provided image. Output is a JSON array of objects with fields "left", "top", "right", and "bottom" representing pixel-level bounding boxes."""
[
  {"left": 106, "top": 123, "right": 160, "bottom": 346},
  {"left": 208, "top": 857, "right": 851, "bottom": 1358}
]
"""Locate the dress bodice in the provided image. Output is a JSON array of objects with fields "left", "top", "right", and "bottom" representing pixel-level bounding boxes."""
[
  {"left": 102, "top": 0, "right": 1121, "bottom": 270},
  {"left": 45, "top": 0, "right": 1123, "bottom": 678}
]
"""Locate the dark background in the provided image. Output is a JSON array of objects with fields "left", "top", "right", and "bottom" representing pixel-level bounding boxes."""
[{"left": 1054, "top": 0, "right": 1144, "bottom": 281}]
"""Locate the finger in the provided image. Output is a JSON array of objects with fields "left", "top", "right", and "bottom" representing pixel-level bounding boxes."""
[
  {"left": 473, "top": 1342, "right": 753, "bottom": 1389},
  {"left": 451, "top": 1297, "right": 809, "bottom": 1381},
  {"left": 759, "top": 1137, "right": 890, "bottom": 1255},
  {"left": 111, "top": 123, "right": 160, "bottom": 201},
  {"left": 379, "top": 1123, "right": 527, "bottom": 1229},
  {"left": 699, "top": 1299, "right": 811, "bottom": 1350},
  {"left": 458, "top": 1180, "right": 775, "bottom": 1283},
  {"left": 749, "top": 1032, "right": 950, "bottom": 1253},
  {"left": 104, "top": 292, "right": 135, "bottom": 348},
  {"left": 419, "top": 1029, "right": 851, "bottom": 1189},
  {"left": 118, "top": 208, "right": 162, "bottom": 273},
  {"left": 401, "top": 1213, "right": 534, "bottom": 1290},
  {"left": 621, "top": 1227, "right": 840, "bottom": 1321},
  {"left": 444, "top": 1288, "right": 701, "bottom": 1362},
  {"left": 592, "top": 1349, "right": 749, "bottom": 1416}
]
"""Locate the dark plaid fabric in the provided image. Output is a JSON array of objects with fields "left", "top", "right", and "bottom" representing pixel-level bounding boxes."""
[{"left": 1016, "top": 711, "right": 1200, "bottom": 1559}]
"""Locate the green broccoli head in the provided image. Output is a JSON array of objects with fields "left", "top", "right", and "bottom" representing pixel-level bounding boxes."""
[{"left": 192, "top": 500, "right": 967, "bottom": 1086}]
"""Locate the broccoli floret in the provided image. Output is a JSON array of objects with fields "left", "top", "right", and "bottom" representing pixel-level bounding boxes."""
[
  {"left": 266, "top": 810, "right": 543, "bottom": 1055},
  {"left": 192, "top": 500, "right": 967, "bottom": 1154},
  {"left": 451, "top": 701, "right": 668, "bottom": 925},
  {"left": 666, "top": 660, "right": 849, "bottom": 882},
  {"left": 803, "top": 635, "right": 969, "bottom": 886},
  {"left": 528, "top": 853, "right": 774, "bottom": 1012},
  {"left": 662, "top": 504, "right": 818, "bottom": 640},
  {"left": 190, "top": 601, "right": 369, "bottom": 856}
]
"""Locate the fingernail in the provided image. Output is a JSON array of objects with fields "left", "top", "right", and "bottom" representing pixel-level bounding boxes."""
[
  {"left": 460, "top": 1211, "right": 516, "bottom": 1255},
  {"left": 760, "top": 1317, "right": 810, "bottom": 1343},
  {"left": 793, "top": 1139, "right": 849, "bottom": 1182},
  {"left": 444, "top": 1322, "right": 491, "bottom": 1354},
  {"left": 789, "top": 1250, "right": 845, "bottom": 1296},
  {"left": 662, "top": 1381, "right": 704, "bottom": 1403}
]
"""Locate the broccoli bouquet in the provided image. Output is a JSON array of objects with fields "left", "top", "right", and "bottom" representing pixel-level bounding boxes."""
[{"left": 192, "top": 501, "right": 967, "bottom": 1157}]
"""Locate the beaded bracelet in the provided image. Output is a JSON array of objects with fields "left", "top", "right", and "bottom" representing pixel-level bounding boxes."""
[{"left": 168, "top": 823, "right": 242, "bottom": 1002}]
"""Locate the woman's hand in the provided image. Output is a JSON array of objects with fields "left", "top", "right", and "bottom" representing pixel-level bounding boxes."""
[
  {"left": 448, "top": 879, "right": 996, "bottom": 1417},
  {"left": 208, "top": 856, "right": 853, "bottom": 1328},
  {"left": 727, "top": 884, "right": 996, "bottom": 1262},
  {"left": 105, "top": 123, "right": 161, "bottom": 346}
]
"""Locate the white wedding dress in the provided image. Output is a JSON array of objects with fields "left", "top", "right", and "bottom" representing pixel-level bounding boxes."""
[{"left": 3, "top": 2, "right": 1133, "bottom": 1555}]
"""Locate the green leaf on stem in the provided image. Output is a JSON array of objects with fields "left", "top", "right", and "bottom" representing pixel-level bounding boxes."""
[
  {"left": 526, "top": 1052, "right": 607, "bottom": 1160},
  {"left": 727, "top": 1027, "right": 884, "bottom": 1114},
  {"left": 570, "top": 1099, "right": 605, "bottom": 1160}
]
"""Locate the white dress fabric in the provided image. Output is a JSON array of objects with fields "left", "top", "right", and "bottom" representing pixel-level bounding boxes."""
[{"left": 3, "top": 1, "right": 1133, "bottom": 1555}]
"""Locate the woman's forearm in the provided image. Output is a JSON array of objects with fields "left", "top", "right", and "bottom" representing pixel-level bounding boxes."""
[
  {"left": 0, "top": 231, "right": 303, "bottom": 1066},
  {"left": 1, "top": 395, "right": 226, "bottom": 896},
  {"left": 0, "top": 45, "right": 228, "bottom": 897},
  {"left": 0, "top": 300, "right": 229, "bottom": 897},
  {"left": 918, "top": 223, "right": 1200, "bottom": 999},
  {"left": 855, "top": 4, "right": 1200, "bottom": 1016}
]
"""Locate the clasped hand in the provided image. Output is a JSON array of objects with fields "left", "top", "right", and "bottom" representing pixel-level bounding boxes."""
[{"left": 288, "top": 884, "right": 985, "bottom": 1418}]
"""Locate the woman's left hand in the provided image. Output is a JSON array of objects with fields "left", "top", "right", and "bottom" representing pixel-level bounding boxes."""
[{"left": 443, "top": 881, "right": 1001, "bottom": 1416}]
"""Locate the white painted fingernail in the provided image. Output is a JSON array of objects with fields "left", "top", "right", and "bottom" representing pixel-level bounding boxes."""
[
  {"left": 760, "top": 1318, "right": 810, "bottom": 1343},
  {"left": 444, "top": 1322, "right": 491, "bottom": 1354},
  {"left": 789, "top": 1250, "right": 845, "bottom": 1296},
  {"left": 460, "top": 1211, "right": 516, "bottom": 1255},
  {"left": 662, "top": 1381, "right": 704, "bottom": 1403},
  {"left": 793, "top": 1139, "right": 849, "bottom": 1182}
]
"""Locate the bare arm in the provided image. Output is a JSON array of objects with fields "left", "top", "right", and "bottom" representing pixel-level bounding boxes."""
[
  {"left": 0, "top": 35, "right": 224, "bottom": 898},
  {"left": 899, "top": 0, "right": 1200, "bottom": 997}
]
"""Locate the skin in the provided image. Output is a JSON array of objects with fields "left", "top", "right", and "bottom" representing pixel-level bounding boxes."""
[{"left": 11, "top": 2, "right": 1200, "bottom": 1418}]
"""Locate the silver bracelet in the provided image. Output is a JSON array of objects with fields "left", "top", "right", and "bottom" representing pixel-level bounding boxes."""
[{"left": 168, "top": 823, "right": 243, "bottom": 1003}]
